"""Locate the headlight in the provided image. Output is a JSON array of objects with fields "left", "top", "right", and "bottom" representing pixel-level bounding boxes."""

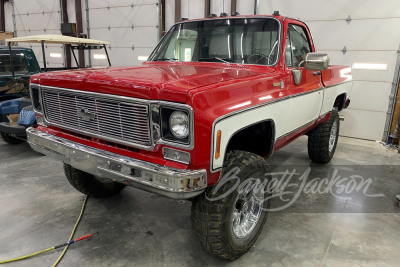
[
  {"left": 169, "top": 111, "right": 189, "bottom": 138},
  {"left": 159, "top": 107, "right": 191, "bottom": 145}
]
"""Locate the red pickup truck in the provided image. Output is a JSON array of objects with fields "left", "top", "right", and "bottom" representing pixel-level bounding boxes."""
[{"left": 27, "top": 13, "right": 352, "bottom": 260}]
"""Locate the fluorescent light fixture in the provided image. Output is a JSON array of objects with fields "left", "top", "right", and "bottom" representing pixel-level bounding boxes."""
[
  {"left": 50, "top": 53, "right": 62, "bottom": 58},
  {"left": 137, "top": 56, "right": 148, "bottom": 61},
  {"left": 93, "top": 54, "right": 107, "bottom": 59},
  {"left": 352, "top": 63, "right": 388, "bottom": 71}
]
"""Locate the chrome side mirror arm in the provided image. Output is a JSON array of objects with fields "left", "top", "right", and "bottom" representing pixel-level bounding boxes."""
[{"left": 292, "top": 61, "right": 304, "bottom": 85}]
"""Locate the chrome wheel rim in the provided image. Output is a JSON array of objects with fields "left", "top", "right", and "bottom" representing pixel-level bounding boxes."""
[
  {"left": 329, "top": 120, "right": 338, "bottom": 152},
  {"left": 232, "top": 182, "right": 263, "bottom": 239}
]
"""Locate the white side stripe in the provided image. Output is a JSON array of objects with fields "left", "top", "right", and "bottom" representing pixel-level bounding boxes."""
[{"left": 210, "top": 82, "right": 352, "bottom": 172}]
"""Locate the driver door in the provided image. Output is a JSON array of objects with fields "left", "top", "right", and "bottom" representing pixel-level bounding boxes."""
[{"left": 285, "top": 22, "right": 324, "bottom": 132}]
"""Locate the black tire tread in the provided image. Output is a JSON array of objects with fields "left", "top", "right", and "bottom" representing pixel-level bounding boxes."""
[
  {"left": 191, "top": 150, "right": 269, "bottom": 260},
  {"left": 63, "top": 164, "right": 125, "bottom": 198},
  {"left": 308, "top": 109, "right": 339, "bottom": 164},
  {"left": 0, "top": 132, "right": 24, "bottom": 144}
]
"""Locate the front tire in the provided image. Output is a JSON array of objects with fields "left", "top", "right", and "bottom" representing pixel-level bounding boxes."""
[
  {"left": 63, "top": 164, "right": 125, "bottom": 198},
  {"left": 0, "top": 132, "right": 24, "bottom": 145},
  {"left": 191, "top": 151, "right": 270, "bottom": 260},
  {"left": 308, "top": 109, "right": 340, "bottom": 164}
]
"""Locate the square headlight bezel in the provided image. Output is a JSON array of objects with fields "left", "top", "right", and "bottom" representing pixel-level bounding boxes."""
[
  {"left": 29, "top": 84, "right": 43, "bottom": 115},
  {"left": 150, "top": 102, "right": 194, "bottom": 150}
]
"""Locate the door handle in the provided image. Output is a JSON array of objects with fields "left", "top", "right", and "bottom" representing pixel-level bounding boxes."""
[{"left": 312, "top": 71, "right": 321, "bottom": 76}]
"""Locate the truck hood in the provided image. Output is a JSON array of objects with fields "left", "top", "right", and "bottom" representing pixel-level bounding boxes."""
[{"left": 33, "top": 62, "right": 273, "bottom": 103}]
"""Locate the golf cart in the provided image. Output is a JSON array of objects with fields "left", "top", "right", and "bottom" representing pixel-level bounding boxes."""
[{"left": 0, "top": 35, "right": 110, "bottom": 144}]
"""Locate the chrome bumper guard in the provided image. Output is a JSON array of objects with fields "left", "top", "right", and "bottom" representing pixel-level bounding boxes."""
[{"left": 27, "top": 127, "right": 207, "bottom": 199}]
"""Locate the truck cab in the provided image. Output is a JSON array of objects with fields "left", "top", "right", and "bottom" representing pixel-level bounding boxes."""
[
  {"left": 0, "top": 46, "right": 40, "bottom": 102},
  {"left": 0, "top": 46, "right": 40, "bottom": 144},
  {"left": 25, "top": 14, "right": 352, "bottom": 260}
]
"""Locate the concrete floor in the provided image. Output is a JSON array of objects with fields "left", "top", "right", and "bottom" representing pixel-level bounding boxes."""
[{"left": 0, "top": 135, "right": 400, "bottom": 266}]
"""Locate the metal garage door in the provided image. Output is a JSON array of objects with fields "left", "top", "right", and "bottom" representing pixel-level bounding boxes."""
[
  {"left": 259, "top": 0, "right": 400, "bottom": 141},
  {"left": 11, "top": 0, "right": 64, "bottom": 69},
  {"left": 87, "top": 0, "right": 160, "bottom": 67}
]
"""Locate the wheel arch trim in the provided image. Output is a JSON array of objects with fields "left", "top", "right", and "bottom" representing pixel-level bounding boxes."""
[{"left": 210, "top": 118, "right": 276, "bottom": 174}]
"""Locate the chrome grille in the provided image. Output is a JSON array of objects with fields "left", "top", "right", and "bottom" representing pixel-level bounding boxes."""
[{"left": 42, "top": 88, "right": 151, "bottom": 147}]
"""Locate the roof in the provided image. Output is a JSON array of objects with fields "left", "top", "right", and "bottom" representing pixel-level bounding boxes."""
[
  {"left": 175, "top": 14, "right": 284, "bottom": 24},
  {"left": 5, "top": 35, "right": 110, "bottom": 45}
]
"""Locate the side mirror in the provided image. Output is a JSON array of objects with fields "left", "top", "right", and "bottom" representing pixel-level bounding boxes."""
[
  {"left": 291, "top": 53, "right": 330, "bottom": 85},
  {"left": 304, "top": 53, "right": 330, "bottom": 71}
]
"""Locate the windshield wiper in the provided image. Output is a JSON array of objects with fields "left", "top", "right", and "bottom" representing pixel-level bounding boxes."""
[
  {"left": 153, "top": 58, "right": 178, "bottom": 61},
  {"left": 198, "top": 57, "right": 232, "bottom": 63}
]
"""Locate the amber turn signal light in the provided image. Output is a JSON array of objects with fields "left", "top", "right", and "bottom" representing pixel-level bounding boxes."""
[{"left": 215, "top": 130, "right": 221, "bottom": 159}]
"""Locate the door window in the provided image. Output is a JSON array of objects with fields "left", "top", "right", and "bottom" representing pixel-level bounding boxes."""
[{"left": 285, "top": 24, "right": 312, "bottom": 68}]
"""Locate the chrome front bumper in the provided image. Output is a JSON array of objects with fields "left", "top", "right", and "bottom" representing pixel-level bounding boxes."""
[{"left": 27, "top": 127, "right": 207, "bottom": 199}]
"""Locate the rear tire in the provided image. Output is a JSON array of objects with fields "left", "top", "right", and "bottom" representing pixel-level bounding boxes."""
[
  {"left": 0, "top": 132, "right": 24, "bottom": 145},
  {"left": 191, "top": 151, "right": 270, "bottom": 260},
  {"left": 308, "top": 109, "right": 339, "bottom": 164},
  {"left": 63, "top": 164, "right": 125, "bottom": 198}
]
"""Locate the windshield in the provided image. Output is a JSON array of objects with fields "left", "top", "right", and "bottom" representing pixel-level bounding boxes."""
[{"left": 149, "top": 18, "right": 281, "bottom": 66}]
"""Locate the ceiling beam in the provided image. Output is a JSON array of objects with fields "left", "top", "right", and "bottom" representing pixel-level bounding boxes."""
[
  {"left": 175, "top": 0, "right": 181, "bottom": 22},
  {"left": 160, "top": 0, "right": 165, "bottom": 36},
  {"left": 254, "top": 0, "right": 260, "bottom": 15},
  {"left": 0, "top": 0, "right": 6, "bottom": 32},
  {"left": 75, "top": 0, "right": 85, "bottom": 67},
  {"left": 205, "top": 0, "right": 210, "bottom": 18},
  {"left": 61, "top": 0, "right": 71, "bottom": 68},
  {"left": 231, "top": 0, "right": 237, "bottom": 15}
]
